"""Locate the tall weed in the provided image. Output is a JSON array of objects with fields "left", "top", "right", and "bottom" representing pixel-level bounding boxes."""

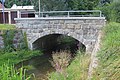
[{"left": 0, "top": 62, "right": 31, "bottom": 80}]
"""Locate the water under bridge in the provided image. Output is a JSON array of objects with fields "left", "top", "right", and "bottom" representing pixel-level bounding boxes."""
[{"left": 15, "top": 10, "right": 106, "bottom": 53}]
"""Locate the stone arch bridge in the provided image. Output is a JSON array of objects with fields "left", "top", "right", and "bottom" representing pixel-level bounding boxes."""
[{"left": 15, "top": 15, "right": 105, "bottom": 53}]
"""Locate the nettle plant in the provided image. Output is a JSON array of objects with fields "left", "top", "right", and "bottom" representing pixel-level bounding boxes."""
[{"left": 50, "top": 50, "right": 71, "bottom": 75}]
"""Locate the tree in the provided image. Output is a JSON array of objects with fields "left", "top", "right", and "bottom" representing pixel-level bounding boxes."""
[
  {"left": 96, "top": 0, "right": 120, "bottom": 22},
  {"left": 4, "top": 0, "right": 99, "bottom": 11},
  {"left": 31, "top": 0, "right": 67, "bottom": 11},
  {"left": 31, "top": 0, "right": 99, "bottom": 11},
  {"left": 110, "top": 1, "right": 120, "bottom": 22},
  {"left": 62, "top": 0, "right": 99, "bottom": 10},
  {"left": 5, "top": 0, "right": 32, "bottom": 8}
]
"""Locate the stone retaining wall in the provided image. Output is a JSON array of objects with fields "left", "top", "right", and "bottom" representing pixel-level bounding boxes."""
[
  {"left": 0, "top": 31, "right": 4, "bottom": 48},
  {"left": 0, "top": 30, "right": 24, "bottom": 49}
]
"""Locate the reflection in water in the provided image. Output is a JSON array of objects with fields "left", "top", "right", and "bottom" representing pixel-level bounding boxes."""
[{"left": 16, "top": 53, "right": 55, "bottom": 80}]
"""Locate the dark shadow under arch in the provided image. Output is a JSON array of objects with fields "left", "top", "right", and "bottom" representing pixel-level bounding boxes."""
[{"left": 32, "top": 34, "right": 86, "bottom": 54}]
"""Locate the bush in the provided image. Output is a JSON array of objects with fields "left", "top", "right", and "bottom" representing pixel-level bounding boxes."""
[
  {"left": 50, "top": 50, "right": 71, "bottom": 75},
  {"left": 2, "top": 30, "right": 15, "bottom": 52}
]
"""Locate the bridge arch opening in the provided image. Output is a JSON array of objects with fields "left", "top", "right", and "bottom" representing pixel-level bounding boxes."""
[{"left": 32, "top": 34, "right": 86, "bottom": 54}]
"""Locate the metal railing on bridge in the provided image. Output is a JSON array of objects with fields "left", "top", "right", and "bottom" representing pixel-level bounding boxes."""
[{"left": 20, "top": 10, "right": 103, "bottom": 18}]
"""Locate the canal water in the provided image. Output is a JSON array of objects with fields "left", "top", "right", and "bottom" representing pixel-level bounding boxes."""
[{"left": 16, "top": 53, "right": 55, "bottom": 80}]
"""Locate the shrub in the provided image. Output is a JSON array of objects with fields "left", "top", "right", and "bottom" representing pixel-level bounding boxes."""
[
  {"left": 2, "top": 30, "right": 15, "bottom": 52},
  {"left": 48, "top": 51, "right": 91, "bottom": 80},
  {"left": 50, "top": 50, "right": 71, "bottom": 75}
]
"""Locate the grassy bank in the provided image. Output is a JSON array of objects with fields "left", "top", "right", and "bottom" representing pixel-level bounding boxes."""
[
  {"left": 0, "top": 50, "right": 42, "bottom": 66},
  {"left": 0, "top": 50, "right": 42, "bottom": 80},
  {"left": 0, "top": 24, "right": 15, "bottom": 30},
  {"left": 92, "top": 22, "right": 120, "bottom": 80},
  {"left": 49, "top": 51, "right": 91, "bottom": 80}
]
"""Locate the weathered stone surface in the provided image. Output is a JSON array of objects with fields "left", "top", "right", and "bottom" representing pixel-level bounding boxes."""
[
  {"left": 0, "top": 30, "right": 24, "bottom": 49},
  {"left": 0, "top": 32, "right": 4, "bottom": 48},
  {"left": 15, "top": 17, "right": 106, "bottom": 53}
]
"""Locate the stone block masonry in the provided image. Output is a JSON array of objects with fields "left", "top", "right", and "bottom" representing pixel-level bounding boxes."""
[
  {"left": 15, "top": 17, "right": 106, "bottom": 53},
  {"left": 0, "top": 31, "right": 4, "bottom": 48}
]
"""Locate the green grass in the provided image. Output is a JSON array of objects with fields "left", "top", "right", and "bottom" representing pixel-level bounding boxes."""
[
  {"left": 0, "top": 50, "right": 42, "bottom": 80},
  {"left": 92, "top": 22, "right": 120, "bottom": 80},
  {"left": 0, "top": 24, "right": 16, "bottom": 30},
  {"left": 0, "top": 50, "right": 42, "bottom": 66},
  {"left": 0, "top": 62, "right": 32, "bottom": 80},
  {"left": 48, "top": 51, "right": 91, "bottom": 80}
]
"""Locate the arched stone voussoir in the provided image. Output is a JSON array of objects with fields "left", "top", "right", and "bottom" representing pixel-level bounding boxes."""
[{"left": 29, "top": 30, "right": 85, "bottom": 48}]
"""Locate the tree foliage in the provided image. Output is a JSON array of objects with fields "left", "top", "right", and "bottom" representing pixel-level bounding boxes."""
[
  {"left": 97, "top": 0, "right": 120, "bottom": 22},
  {"left": 4, "top": 0, "right": 99, "bottom": 11},
  {"left": 110, "top": 1, "right": 120, "bottom": 22},
  {"left": 33, "top": 0, "right": 99, "bottom": 11},
  {"left": 5, "top": 0, "right": 32, "bottom": 8},
  {"left": 70, "top": 0, "right": 99, "bottom": 10}
]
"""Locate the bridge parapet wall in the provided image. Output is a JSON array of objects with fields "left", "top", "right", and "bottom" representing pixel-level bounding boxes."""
[{"left": 15, "top": 17, "right": 106, "bottom": 53}]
